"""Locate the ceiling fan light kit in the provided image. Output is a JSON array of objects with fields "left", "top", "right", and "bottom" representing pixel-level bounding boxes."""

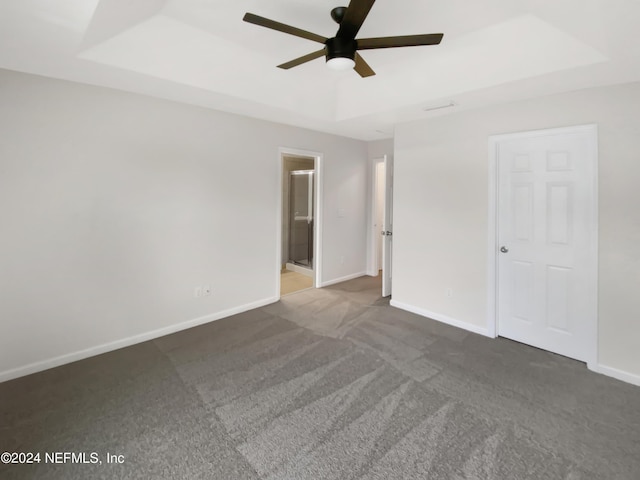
[
  {"left": 327, "top": 57, "right": 356, "bottom": 70},
  {"left": 325, "top": 37, "right": 357, "bottom": 70},
  {"left": 243, "top": 0, "right": 443, "bottom": 78}
]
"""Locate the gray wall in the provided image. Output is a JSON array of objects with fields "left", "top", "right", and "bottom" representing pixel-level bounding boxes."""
[
  {"left": 367, "top": 139, "right": 394, "bottom": 160},
  {"left": 393, "top": 81, "right": 640, "bottom": 382},
  {"left": 0, "top": 69, "right": 368, "bottom": 380}
]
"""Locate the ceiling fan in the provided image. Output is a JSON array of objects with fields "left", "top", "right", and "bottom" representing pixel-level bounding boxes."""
[{"left": 243, "top": 0, "right": 443, "bottom": 77}]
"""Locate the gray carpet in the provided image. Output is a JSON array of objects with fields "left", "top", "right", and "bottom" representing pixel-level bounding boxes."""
[{"left": 1, "top": 275, "right": 639, "bottom": 479}]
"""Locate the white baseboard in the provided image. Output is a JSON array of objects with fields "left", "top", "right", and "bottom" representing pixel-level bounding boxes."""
[
  {"left": 387, "top": 304, "right": 640, "bottom": 387},
  {"left": 0, "top": 296, "right": 279, "bottom": 384},
  {"left": 285, "top": 263, "right": 314, "bottom": 277},
  {"left": 319, "top": 271, "right": 367, "bottom": 287},
  {"left": 588, "top": 362, "right": 640, "bottom": 387},
  {"left": 390, "top": 300, "right": 492, "bottom": 338}
]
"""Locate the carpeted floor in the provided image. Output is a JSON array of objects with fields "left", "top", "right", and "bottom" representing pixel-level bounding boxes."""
[{"left": 1, "top": 275, "right": 639, "bottom": 479}]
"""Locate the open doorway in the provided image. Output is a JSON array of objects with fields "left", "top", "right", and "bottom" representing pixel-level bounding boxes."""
[
  {"left": 369, "top": 155, "right": 394, "bottom": 297},
  {"left": 373, "top": 161, "right": 385, "bottom": 275},
  {"left": 279, "top": 149, "right": 322, "bottom": 297}
]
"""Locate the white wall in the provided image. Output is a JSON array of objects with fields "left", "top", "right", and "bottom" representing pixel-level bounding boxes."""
[
  {"left": 393, "top": 81, "right": 640, "bottom": 383},
  {"left": 0, "top": 69, "right": 368, "bottom": 381}
]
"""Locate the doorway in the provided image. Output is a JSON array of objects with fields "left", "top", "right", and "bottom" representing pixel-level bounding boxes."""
[
  {"left": 288, "top": 169, "right": 314, "bottom": 269},
  {"left": 488, "top": 125, "right": 598, "bottom": 364},
  {"left": 279, "top": 149, "right": 322, "bottom": 297},
  {"left": 369, "top": 155, "right": 394, "bottom": 297}
]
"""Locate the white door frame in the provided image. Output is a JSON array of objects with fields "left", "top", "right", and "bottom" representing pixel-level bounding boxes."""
[
  {"left": 486, "top": 124, "right": 598, "bottom": 367},
  {"left": 277, "top": 147, "right": 323, "bottom": 298}
]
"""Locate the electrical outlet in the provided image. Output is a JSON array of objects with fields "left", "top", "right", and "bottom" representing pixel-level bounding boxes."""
[
  {"left": 194, "top": 286, "right": 203, "bottom": 298},
  {"left": 203, "top": 285, "right": 211, "bottom": 296},
  {"left": 446, "top": 288, "right": 453, "bottom": 298}
]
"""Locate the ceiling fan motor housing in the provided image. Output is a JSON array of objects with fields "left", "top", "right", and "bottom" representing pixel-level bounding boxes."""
[{"left": 325, "top": 37, "right": 357, "bottom": 61}]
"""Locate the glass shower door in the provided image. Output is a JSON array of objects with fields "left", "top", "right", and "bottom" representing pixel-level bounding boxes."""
[{"left": 289, "top": 170, "right": 314, "bottom": 268}]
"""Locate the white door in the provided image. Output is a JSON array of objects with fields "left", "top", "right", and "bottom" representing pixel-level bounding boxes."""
[
  {"left": 496, "top": 126, "right": 597, "bottom": 362},
  {"left": 374, "top": 161, "right": 385, "bottom": 272},
  {"left": 382, "top": 155, "right": 394, "bottom": 297}
]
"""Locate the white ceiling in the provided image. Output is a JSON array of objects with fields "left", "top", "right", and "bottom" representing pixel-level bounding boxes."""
[{"left": 2, "top": 0, "right": 640, "bottom": 140}]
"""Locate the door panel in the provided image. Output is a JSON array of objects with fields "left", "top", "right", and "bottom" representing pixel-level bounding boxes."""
[
  {"left": 382, "top": 155, "right": 394, "bottom": 297},
  {"left": 497, "top": 128, "right": 596, "bottom": 362},
  {"left": 512, "top": 183, "right": 533, "bottom": 241},
  {"left": 547, "top": 183, "right": 572, "bottom": 244},
  {"left": 546, "top": 265, "right": 570, "bottom": 332},
  {"left": 512, "top": 260, "right": 534, "bottom": 322}
]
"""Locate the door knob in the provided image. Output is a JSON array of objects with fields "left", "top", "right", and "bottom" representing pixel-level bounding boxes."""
[{"left": 500, "top": 246, "right": 509, "bottom": 253}]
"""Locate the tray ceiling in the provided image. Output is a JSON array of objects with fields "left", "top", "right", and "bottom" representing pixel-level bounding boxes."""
[{"left": 2, "top": 0, "right": 640, "bottom": 140}]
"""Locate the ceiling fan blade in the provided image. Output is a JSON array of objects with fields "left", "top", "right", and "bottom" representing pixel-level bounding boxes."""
[
  {"left": 337, "top": 0, "right": 376, "bottom": 39},
  {"left": 243, "top": 13, "right": 327, "bottom": 44},
  {"left": 278, "top": 49, "right": 326, "bottom": 69},
  {"left": 354, "top": 53, "right": 375, "bottom": 77},
  {"left": 357, "top": 33, "right": 444, "bottom": 50}
]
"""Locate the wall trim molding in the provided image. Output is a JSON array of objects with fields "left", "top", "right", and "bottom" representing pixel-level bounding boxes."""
[
  {"left": 390, "top": 300, "right": 492, "bottom": 338},
  {"left": 4, "top": 294, "right": 638, "bottom": 389},
  {"left": 0, "top": 296, "right": 279, "bottom": 384},
  {"left": 588, "top": 363, "right": 640, "bottom": 387},
  {"left": 320, "top": 272, "right": 367, "bottom": 287},
  {"left": 391, "top": 301, "right": 640, "bottom": 386}
]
